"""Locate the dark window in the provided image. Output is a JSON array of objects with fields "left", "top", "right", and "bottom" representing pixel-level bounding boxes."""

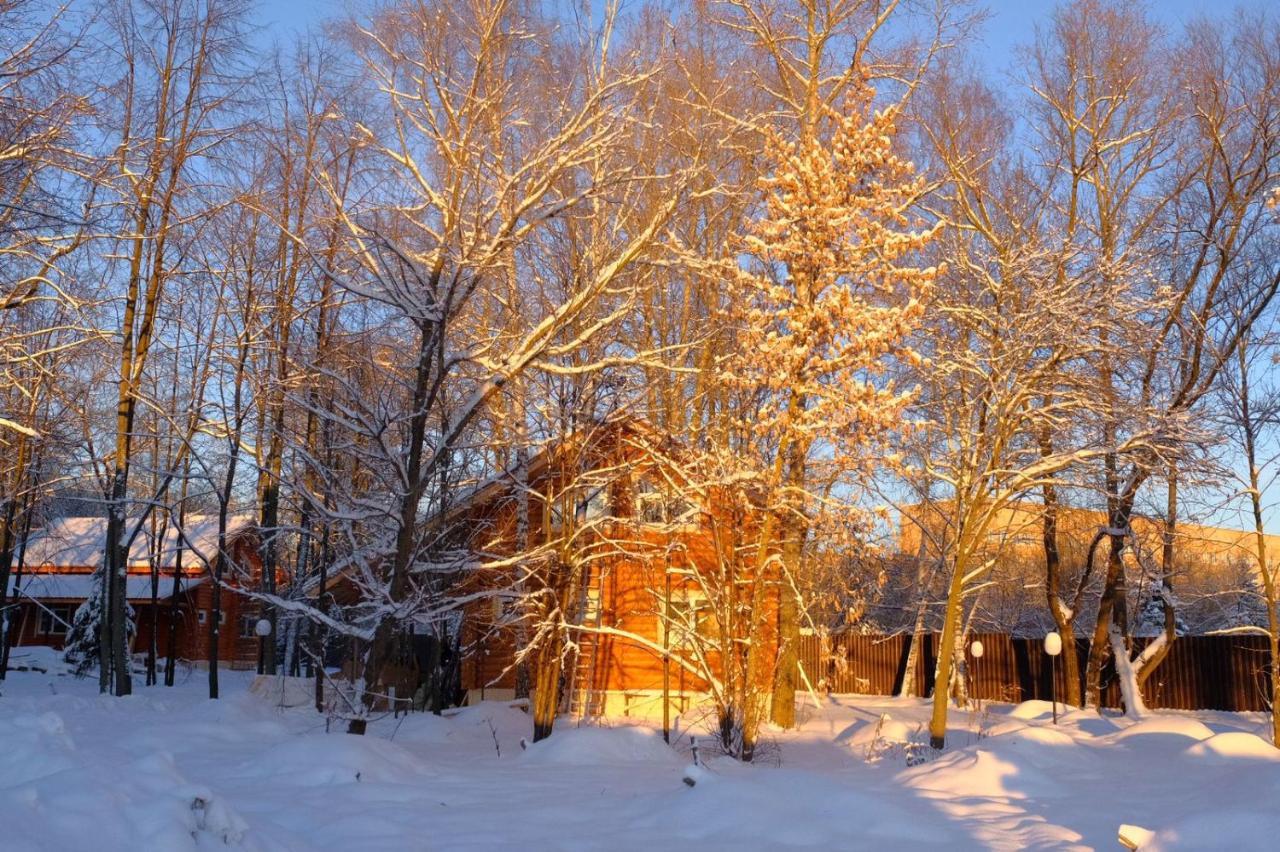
[
  {"left": 39, "top": 605, "right": 73, "bottom": 636},
  {"left": 240, "top": 615, "right": 258, "bottom": 638},
  {"left": 550, "top": 484, "right": 611, "bottom": 529},
  {"left": 636, "top": 478, "right": 695, "bottom": 524}
]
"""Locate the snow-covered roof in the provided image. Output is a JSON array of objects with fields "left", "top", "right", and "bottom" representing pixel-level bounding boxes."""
[
  {"left": 7, "top": 573, "right": 206, "bottom": 602},
  {"left": 20, "top": 514, "right": 257, "bottom": 571}
]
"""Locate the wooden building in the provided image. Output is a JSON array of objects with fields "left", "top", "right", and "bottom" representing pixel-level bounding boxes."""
[
  {"left": 900, "top": 500, "right": 1280, "bottom": 571},
  {"left": 5, "top": 514, "right": 266, "bottom": 668},
  {"left": 445, "top": 419, "right": 783, "bottom": 720}
]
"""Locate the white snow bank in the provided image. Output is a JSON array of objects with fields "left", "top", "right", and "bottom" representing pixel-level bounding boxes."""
[
  {"left": 905, "top": 743, "right": 1069, "bottom": 801},
  {"left": 1111, "top": 716, "right": 1214, "bottom": 742},
  {"left": 0, "top": 748, "right": 247, "bottom": 851},
  {"left": 522, "top": 725, "right": 680, "bottom": 766},
  {"left": 390, "top": 701, "right": 533, "bottom": 755},
  {"left": 1184, "top": 731, "right": 1280, "bottom": 762},
  {"left": 1, "top": 645, "right": 69, "bottom": 673},
  {"left": 847, "top": 714, "right": 917, "bottom": 748},
  {"left": 1008, "top": 700, "right": 1059, "bottom": 720},
  {"left": 0, "top": 712, "right": 77, "bottom": 785},
  {"left": 1146, "top": 811, "right": 1280, "bottom": 851},
  {"left": 244, "top": 733, "right": 433, "bottom": 785}
]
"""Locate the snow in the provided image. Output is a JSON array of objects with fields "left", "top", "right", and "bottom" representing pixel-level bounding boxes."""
[
  {"left": 8, "top": 573, "right": 204, "bottom": 602},
  {"left": 521, "top": 725, "right": 681, "bottom": 766},
  {"left": 17, "top": 514, "right": 255, "bottom": 572},
  {"left": 2, "top": 662, "right": 1279, "bottom": 850}
]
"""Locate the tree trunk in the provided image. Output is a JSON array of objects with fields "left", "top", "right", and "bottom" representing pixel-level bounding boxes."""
[
  {"left": 929, "top": 552, "right": 965, "bottom": 749},
  {"left": 105, "top": 471, "right": 132, "bottom": 697},
  {"left": 164, "top": 502, "right": 187, "bottom": 687},
  {"left": 0, "top": 490, "right": 34, "bottom": 678},
  {"left": 1086, "top": 495, "right": 1132, "bottom": 709},
  {"left": 1137, "top": 469, "right": 1179, "bottom": 689},
  {"left": 1039, "top": 432, "right": 1081, "bottom": 707},
  {"left": 1238, "top": 345, "right": 1278, "bottom": 747},
  {"left": 770, "top": 573, "right": 800, "bottom": 728},
  {"left": 531, "top": 635, "right": 563, "bottom": 742},
  {"left": 513, "top": 442, "right": 532, "bottom": 700},
  {"left": 258, "top": 480, "right": 280, "bottom": 675}
]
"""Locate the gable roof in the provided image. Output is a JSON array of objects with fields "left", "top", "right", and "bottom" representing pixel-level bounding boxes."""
[
  {"left": 20, "top": 514, "right": 258, "bottom": 572},
  {"left": 7, "top": 573, "right": 205, "bottom": 602}
]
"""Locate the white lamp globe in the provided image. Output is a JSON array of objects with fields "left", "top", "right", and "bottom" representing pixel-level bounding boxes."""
[
  {"left": 1044, "top": 631, "right": 1063, "bottom": 656},
  {"left": 969, "top": 640, "right": 984, "bottom": 659},
  {"left": 254, "top": 618, "right": 272, "bottom": 638}
]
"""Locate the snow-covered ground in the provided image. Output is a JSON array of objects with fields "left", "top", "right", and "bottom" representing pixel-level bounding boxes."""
[{"left": 2, "top": 646, "right": 1278, "bottom": 851}]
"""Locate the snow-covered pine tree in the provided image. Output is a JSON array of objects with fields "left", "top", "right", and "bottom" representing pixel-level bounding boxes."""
[
  {"left": 1134, "top": 589, "right": 1188, "bottom": 638},
  {"left": 1221, "top": 574, "right": 1270, "bottom": 632},
  {"left": 63, "top": 567, "right": 135, "bottom": 677}
]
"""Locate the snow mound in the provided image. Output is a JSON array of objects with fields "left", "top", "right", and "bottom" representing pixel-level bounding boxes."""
[
  {"left": 682, "top": 763, "right": 711, "bottom": 787},
  {"left": 0, "top": 712, "right": 78, "bottom": 785},
  {"left": 982, "top": 719, "right": 1032, "bottom": 738},
  {"left": 1111, "top": 716, "right": 1214, "bottom": 743},
  {"left": 1185, "top": 732, "right": 1280, "bottom": 762},
  {"left": 1008, "top": 700, "right": 1058, "bottom": 720},
  {"left": 2, "top": 645, "right": 70, "bottom": 673},
  {"left": 391, "top": 702, "right": 533, "bottom": 754},
  {"left": 1146, "top": 810, "right": 1280, "bottom": 851},
  {"left": 0, "top": 750, "right": 248, "bottom": 850},
  {"left": 991, "top": 724, "right": 1076, "bottom": 750},
  {"left": 848, "top": 714, "right": 916, "bottom": 748},
  {"left": 907, "top": 745, "right": 1068, "bottom": 800},
  {"left": 522, "top": 725, "right": 680, "bottom": 766},
  {"left": 127, "top": 752, "right": 249, "bottom": 846},
  {"left": 246, "top": 733, "right": 432, "bottom": 786},
  {"left": 978, "top": 724, "right": 1094, "bottom": 779}
]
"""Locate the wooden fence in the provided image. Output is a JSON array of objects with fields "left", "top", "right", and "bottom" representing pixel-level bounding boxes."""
[{"left": 798, "top": 631, "right": 1274, "bottom": 712}]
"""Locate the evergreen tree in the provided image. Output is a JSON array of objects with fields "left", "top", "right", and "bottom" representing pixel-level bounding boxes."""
[
  {"left": 1221, "top": 574, "right": 1270, "bottom": 632},
  {"left": 63, "top": 567, "right": 135, "bottom": 677},
  {"left": 1135, "top": 588, "right": 1188, "bottom": 638}
]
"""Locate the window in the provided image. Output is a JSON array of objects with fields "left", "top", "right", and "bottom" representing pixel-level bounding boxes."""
[
  {"left": 197, "top": 610, "right": 226, "bottom": 626},
  {"left": 240, "top": 615, "right": 259, "bottom": 639},
  {"left": 38, "top": 604, "right": 73, "bottom": 637},
  {"left": 636, "top": 478, "right": 694, "bottom": 524},
  {"left": 578, "top": 486, "right": 608, "bottom": 522},
  {"left": 664, "top": 591, "right": 716, "bottom": 650},
  {"left": 550, "top": 485, "right": 611, "bottom": 529}
]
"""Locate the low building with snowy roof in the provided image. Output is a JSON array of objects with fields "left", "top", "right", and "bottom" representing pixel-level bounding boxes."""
[{"left": 6, "top": 514, "right": 268, "bottom": 668}]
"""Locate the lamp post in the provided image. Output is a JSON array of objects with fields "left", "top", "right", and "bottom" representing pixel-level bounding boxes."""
[
  {"left": 1044, "top": 631, "right": 1062, "bottom": 724},
  {"left": 968, "top": 640, "right": 984, "bottom": 715}
]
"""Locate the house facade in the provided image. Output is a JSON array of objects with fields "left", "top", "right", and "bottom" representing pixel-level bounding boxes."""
[
  {"left": 448, "top": 419, "right": 782, "bottom": 720},
  {"left": 6, "top": 514, "right": 266, "bottom": 668}
]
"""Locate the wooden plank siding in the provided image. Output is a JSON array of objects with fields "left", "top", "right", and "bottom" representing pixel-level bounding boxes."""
[
  {"left": 798, "top": 631, "right": 1275, "bottom": 712},
  {"left": 9, "top": 533, "right": 266, "bottom": 668}
]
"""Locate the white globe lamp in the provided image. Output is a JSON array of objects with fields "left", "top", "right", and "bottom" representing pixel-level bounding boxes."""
[{"left": 1044, "top": 631, "right": 1063, "bottom": 724}]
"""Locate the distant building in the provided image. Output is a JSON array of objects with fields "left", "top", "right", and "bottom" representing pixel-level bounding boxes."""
[
  {"left": 6, "top": 514, "right": 267, "bottom": 668},
  {"left": 896, "top": 500, "right": 1279, "bottom": 634},
  {"left": 899, "top": 500, "right": 1279, "bottom": 571}
]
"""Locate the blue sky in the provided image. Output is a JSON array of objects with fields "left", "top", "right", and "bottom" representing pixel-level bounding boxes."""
[
  {"left": 253, "top": 0, "right": 1274, "bottom": 45},
  {"left": 248, "top": 0, "right": 1278, "bottom": 533}
]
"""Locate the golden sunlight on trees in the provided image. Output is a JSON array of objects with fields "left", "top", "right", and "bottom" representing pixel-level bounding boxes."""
[{"left": 2, "top": 0, "right": 1279, "bottom": 767}]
